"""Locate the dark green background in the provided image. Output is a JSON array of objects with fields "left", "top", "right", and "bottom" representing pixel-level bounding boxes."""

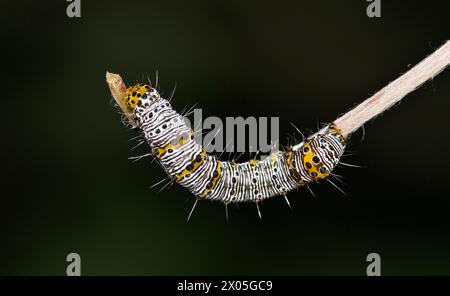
[{"left": 1, "top": 0, "right": 450, "bottom": 275}]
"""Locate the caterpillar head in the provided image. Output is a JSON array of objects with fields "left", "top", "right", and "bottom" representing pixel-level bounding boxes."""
[
  {"left": 124, "top": 83, "right": 161, "bottom": 109},
  {"left": 301, "top": 124, "right": 346, "bottom": 181}
]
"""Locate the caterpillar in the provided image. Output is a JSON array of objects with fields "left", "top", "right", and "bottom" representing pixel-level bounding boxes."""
[
  {"left": 106, "top": 41, "right": 450, "bottom": 218},
  {"left": 118, "top": 82, "right": 346, "bottom": 206}
]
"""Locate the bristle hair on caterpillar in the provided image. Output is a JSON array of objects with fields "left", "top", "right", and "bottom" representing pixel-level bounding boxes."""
[{"left": 113, "top": 79, "right": 347, "bottom": 206}]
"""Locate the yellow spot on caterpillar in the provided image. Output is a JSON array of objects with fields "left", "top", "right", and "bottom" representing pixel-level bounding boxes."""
[
  {"left": 155, "top": 132, "right": 192, "bottom": 159},
  {"left": 125, "top": 83, "right": 151, "bottom": 109},
  {"left": 285, "top": 150, "right": 303, "bottom": 185},
  {"left": 199, "top": 161, "right": 222, "bottom": 198},
  {"left": 268, "top": 151, "right": 282, "bottom": 167},
  {"left": 249, "top": 159, "right": 259, "bottom": 169},
  {"left": 176, "top": 150, "right": 207, "bottom": 181},
  {"left": 302, "top": 141, "right": 329, "bottom": 181},
  {"left": 329, "top": 123, "right": 346, "bottom": 141}
]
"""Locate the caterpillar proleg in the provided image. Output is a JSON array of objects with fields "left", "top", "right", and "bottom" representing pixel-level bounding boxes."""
[{"left": 107, "top": 41, "right": 450, "bottom": 208}]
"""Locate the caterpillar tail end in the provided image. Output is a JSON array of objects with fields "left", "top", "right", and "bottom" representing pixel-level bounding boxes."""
[{"left": 106, "top": 71, "right": 138, "bottom": 128}]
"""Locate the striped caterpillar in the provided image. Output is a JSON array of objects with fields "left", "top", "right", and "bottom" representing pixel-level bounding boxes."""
[
  {"left": 118, "top": 82, "right": 346, "bottom": 208},
  {"left": 107, "top": 41, "right": 450, "bottom": 218}
]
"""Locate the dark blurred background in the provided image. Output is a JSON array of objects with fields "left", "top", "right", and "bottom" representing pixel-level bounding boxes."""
[{"left": 1, "top": 0, "right": 449, "bottom": 275}]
